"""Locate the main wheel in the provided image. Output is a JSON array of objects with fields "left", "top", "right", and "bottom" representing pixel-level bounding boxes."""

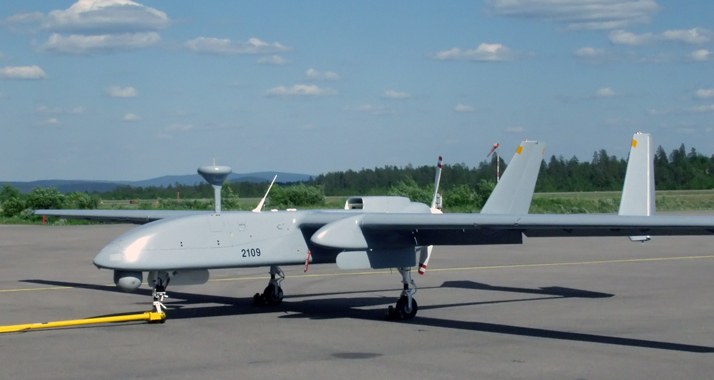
[
  {"left": 262, "top": 284, "right": 284, "bottom": 305},
  {"left": 395, "top": 296, "right": 418, "bottom": 319}
]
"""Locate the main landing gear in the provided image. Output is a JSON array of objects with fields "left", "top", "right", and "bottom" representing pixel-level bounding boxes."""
[
  {"left": 386, "top": 267, "right": 418, "bottom": 320},
  {"left": 253, "top": 265, "right": 285, "bottom": 306}
]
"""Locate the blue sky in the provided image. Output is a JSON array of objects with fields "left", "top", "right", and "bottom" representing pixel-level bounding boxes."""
[{"left": 0, "top": 0, "right": 712, "bottom": 181}]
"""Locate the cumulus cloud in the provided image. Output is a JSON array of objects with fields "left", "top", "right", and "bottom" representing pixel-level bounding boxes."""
[
  {"left": 454, "top": 104, "right": 474, "bottom": 112},
  {"left": 264, "top": 84, "right": 336, "bottom": 97},
  {"left": 574, "top": 47, "right": 622, "bottom": 64},
  {"left": 343, "top": 104, "right": 393, "bottom": 115},
  {"left": 6, "top": 0, "right": 170, "bottom": 34},
  {"left": 106, "top": 85, "right": 138, "bottom": 97},
  {"left": 37, "top": 32, "right": 160, "bottom": 54},
  {"left": 45, "top": 118, "right": 60, "bottom": 125},
  {"left": 123, "top": 113, "right": 140, "bottom": 121},
  {"left": 382, "top": 90, "right": 411, "bottom": 99},
  {"left": 595, "top": 87, "right": 617, "bottom": 97},
  {"left": 609, "top": 28, "right": 713, "bottom": 46},
  {"left": 608, "top": 30, "right": 654, "bottom": 45},
  {"left": 256, "top": 55, "right": 288, "bottom": 65},
  {"left": 186, "top": 37, "right": 290, "bottom": 55},
  {"left": 0, "top": 65, "right": 48, "bottom": 80},
  {"left": 487, "top": 0, "right": 660, "bottom": 30},
  {"left": 434, "top": 43, "right": 522, "bottom": 61},
  {"left": 304, "top": 68, "right": 340, "bottom": 81},
  {"left": 506, "top": 126, "right": 525, "bottom": 133},
  {"left": 662, "top": 28, "right": 713, "bottom": 44},
  {"left": 691, "top": 49, "right": 711, "bottom": 62},
  {"left": 695, "top": 89, "right": 714, "bottom": 99}
]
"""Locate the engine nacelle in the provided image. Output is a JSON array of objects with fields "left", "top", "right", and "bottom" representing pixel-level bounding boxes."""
[{"left": 113, "top": 270, "right": 143, "bottom": 292}]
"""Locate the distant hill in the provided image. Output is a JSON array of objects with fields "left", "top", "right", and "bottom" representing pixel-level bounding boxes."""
[{"left": 1, "top": 171, "right": 313, "bottom": 194}]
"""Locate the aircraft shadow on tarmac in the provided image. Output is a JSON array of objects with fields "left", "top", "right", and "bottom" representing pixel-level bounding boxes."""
[{"left": 20, "top": 279, "right": 714, "bottom": 353}]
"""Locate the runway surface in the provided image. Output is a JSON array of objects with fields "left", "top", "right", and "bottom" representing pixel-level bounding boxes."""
[{"left": 1, "top": 223, "right": 713, "bottom": 380}]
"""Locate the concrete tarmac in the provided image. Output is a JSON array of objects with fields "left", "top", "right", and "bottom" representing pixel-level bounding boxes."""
[{"left": 1, "top": 223, "right": 713, "bottom": 380}]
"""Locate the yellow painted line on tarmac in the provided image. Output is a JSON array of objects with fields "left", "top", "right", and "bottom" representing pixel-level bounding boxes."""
[
  {"left": 2, "top": 255, "right": 714, "bottom": 293},
  {"left": 209, "top": 254, "right": 714, "bottom": 282}
]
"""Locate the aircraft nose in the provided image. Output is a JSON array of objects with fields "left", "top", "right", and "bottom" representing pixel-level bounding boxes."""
[{"left": 93, "top": 242, "right": 124, "bottom": 269}]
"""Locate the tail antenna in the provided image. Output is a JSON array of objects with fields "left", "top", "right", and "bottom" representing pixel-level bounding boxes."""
[
  {"left": 253, "top": 175, "right": 277, "bottom": 212},
  {"left": 430, "top": 156, "right": 443, "bottom": 211}
]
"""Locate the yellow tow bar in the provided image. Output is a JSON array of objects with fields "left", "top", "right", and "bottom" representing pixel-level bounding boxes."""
[{"left": 0, "top": 311, "right": 166, "bottom": 334}]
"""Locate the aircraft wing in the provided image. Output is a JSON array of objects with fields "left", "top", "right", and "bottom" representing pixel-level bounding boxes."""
[
  {"left": 307, "top": 213, "right": 714, "bottom": 249},
  {"left": 34, "top": 209, "right": 207, "bottom": 224}
]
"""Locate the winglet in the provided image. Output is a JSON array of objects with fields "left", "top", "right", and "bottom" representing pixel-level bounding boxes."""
[
  {"left": 480, "top": 141, "right": 545, "bottom": 214},
  {"left": 252, "top": 175, "right": 277, "bottom": 213},
  {"left": 618, "top": 132, "right": 655, "bottom": 242}
]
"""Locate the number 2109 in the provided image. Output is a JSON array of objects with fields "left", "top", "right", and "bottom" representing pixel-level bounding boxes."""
[{"left": 242, "top": 248, "right": 261, "bottom": 257}]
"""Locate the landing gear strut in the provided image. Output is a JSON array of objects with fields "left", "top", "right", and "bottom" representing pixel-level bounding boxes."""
[
  {"left": 253, "top": 266, "right": 284, "bottom": 306},
  {"left": 387, "top": 267, "right": 418, "bottom": 320},
  {"left": 148, "top": 271, "right": 170, "bottom": 318}
]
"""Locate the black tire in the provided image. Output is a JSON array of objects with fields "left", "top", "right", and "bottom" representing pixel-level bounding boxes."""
[
  {"left": 252, "top": 293, "right": 265, "bottom": 306},
  {"left": 263, "top": 284, "right": 284, "bottom": 305},
  {"left": 395, "top": 296, "right": 418, "bottom": 320}
]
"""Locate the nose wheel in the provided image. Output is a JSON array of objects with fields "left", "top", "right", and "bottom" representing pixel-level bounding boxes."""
[
  {"left": 253, "top": 266, "right": 285, "bottom": 306},
  {"left": 386, "top": 267, "right": 418, "bottom": 320}
]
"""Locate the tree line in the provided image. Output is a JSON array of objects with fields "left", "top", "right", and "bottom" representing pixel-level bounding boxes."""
[{"left": 2, "top": 144, "right": 713, "bottom": 220}]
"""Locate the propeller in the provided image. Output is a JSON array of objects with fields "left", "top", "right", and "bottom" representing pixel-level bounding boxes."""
[{"left": 420, "top": 156, "right": 443, "bottom": 275}]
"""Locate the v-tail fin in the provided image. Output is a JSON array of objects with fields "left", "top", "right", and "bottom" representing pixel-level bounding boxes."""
[
  {"left": 618, "top": 132, "right": 655, "bottom": 242},
  {"left": 480, "top": 140, "right": 545, "bottom": 214}
]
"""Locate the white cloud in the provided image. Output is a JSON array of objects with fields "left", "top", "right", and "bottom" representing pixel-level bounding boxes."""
[
  {"left": 256, "top": 55, "right": 288, "bottom": 65},
  {"left": 382, "top": 90, "right": 411, "bottom": 99},
  {"left": 596, "top": 87, "right": 617, "bottom": 97},
  {"left": 343, "top": 104, "right": 393, "bottom": 115},
  {"left": 304, "top": 68, "right": 340, "bottom": 81},
  {"left": 574, "top": 47, "right": 622, "bottom": 64},
  {"left": 106, "top": 85, "right": 138, "bottom": 97},
  {"left": 7, "top": 0, "right": 170, "bottom": 34},
  {"left": 45, "top": 118, "right": 60, "bottom": 125},
  {"left": 434, "top": 43, "right": 521, "bottom": 61},
  {"left": 608, "top": 30, "right": 654, "bottom": 45},
  {"left": 36, "top": 105, "right": 87, "bottom": 114},
  {"left": 264, "top": 84, "right": 336, "bottom": 97},
  {"left": 123, "top": 113, "right": 140, "bottom": 121},
  {"left": 36, "top": 105, "right": 62, "bottom": 114},
  {"left": 165, "top": 123, "right": 193, "bottom": 131},
  {"left": 661, "top": 28, "right": 712, "bottom": 44},
  {"left": 0, "top": 65, "right": 48, "bottom": 80},
  {"left": 506, "top": 126, "right": 525, "bottom": 133},
  {"left": 454, "top": 104, "right": 474, "bottom": 112},
  {"left": 695, "top": 89, "right": 714, "bottom": 99},
  {"left": 609, "top": 28, "right": 713, "bottom": 46},
  {"left": 38, "top": 32, "right": 160, "bottom": 54},
  {"left": 488, "top": 0, "right": 660, "bottom": 30},
  {"left": 186, "top": 37, "right": 290, "bottom": 55},
  {"left": 691, "top": 104, "right": 714, "bottom": 113},
  {"left": 691, "top": 49, "right": 711, "bottom": 62}
]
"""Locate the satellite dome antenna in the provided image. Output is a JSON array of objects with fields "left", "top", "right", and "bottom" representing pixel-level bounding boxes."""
[{"left": 197, "top": 158, "right": 232, "bottom": 215}]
